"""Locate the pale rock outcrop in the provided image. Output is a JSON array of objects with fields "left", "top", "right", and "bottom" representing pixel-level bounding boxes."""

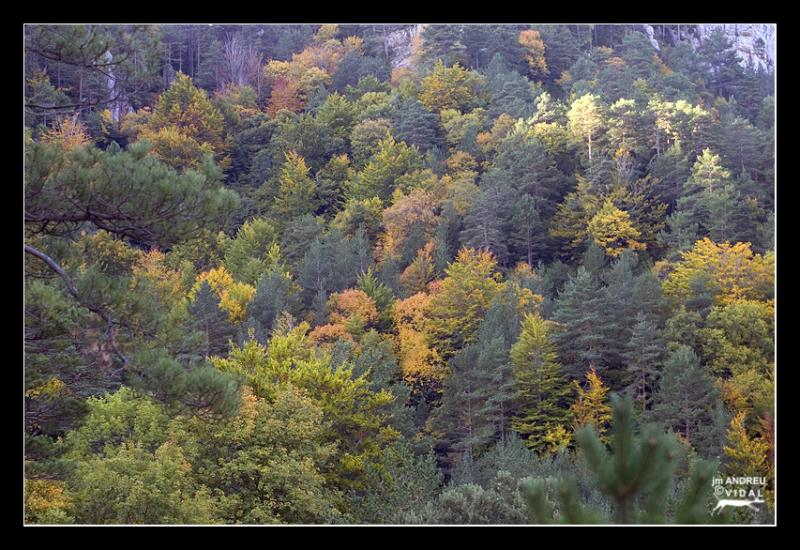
[{"left": 386, "top": 24, "right": 426, "bottom": 68}]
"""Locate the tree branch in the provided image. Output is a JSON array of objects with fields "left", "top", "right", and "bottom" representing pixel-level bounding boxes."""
[{"left": 24, "top": 243, "right": 129, "bottom": 366}]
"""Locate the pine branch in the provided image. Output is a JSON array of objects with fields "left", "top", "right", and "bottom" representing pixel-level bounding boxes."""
[{"left": 24, "top": 243, "right": 128, "bottom": 366}]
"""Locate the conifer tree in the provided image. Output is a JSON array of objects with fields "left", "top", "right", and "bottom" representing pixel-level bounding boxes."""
[
  {"left": 430, "top": 291, "right": 525, "bottom": 461},
  {"left": 245, "top": 267, "right": 302, "bottom": 342},
  {"left": 346, "top": 136, "right": 423, "bottom": 204},
  {"left": 649, "top": 345, "right": 721, "bottom": 456},
  {"left": 187, "top": 281, "right": 236, "bottom": 357},
  {"left": 567, "top": 93, "right": 604, "bottom": 164},
  {"left": 522, "top": 394, "right": 731, "bottom": 524},
  {"left": 356, "top": 267, "right": 396, "bottom": 332},
  {"left": 552, "top": 267, "right": 604, "bottom": 380},
  {"left": 271, "top": 151, "right": 319, "bottom": 223},
  {"left": 511, "top": 194, "right": 547, "bottom": 267},
  {"left": 459, "top": 182, "right": 512, "bottom": 266},
  {"left": 391, "top": 99, "right": 442, "bottom": 153},
  {"left": 25, "top": 137, "right": 238, "bottom": 248},
  {"left": 623, "top": 313, "right": 664, "bottom": 412},
  {"left": 511, "top": 313, "right": 572, "bottom": 452}
]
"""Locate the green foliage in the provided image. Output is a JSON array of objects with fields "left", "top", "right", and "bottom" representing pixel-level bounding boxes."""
[
  {"left": 648, "top": 345, "right": 724, "bottom": 457},
  {"left": 187, "top": 281, "right": 236, "bottom": 357},
  {"left": 220, "top": 217, "right": 279, "bottom": 285},
  {"left": 348, "top": 439, "right": 443, "bottom": 523},
  {"left": 25, "top": 137, "right": 239, "bottom": 247},
  {"left": 68, "top": 441, "right": 218, "bottom": 524},
  {"left": 211, "top": 325, "right": 398, "bottom": 495},
  {"left": 416, "top": 471, "right": 528, "bottom": 524},
  {"left": 511, "top": 314, "right": 572, "bottom": 451},
  {"left": 522, "top": 394, "right": 731, "bottom": 524},
  {"left": 271, "top": 151, "right": 319, "bottom": 223},
  {"left": 425, "top": 248, "right": 504, "bottom": 362},
  {"left": 346, "top": 136, "right": 423, "bottom": 204},
  {"left": 141, "top": 72, "right": 227, "bottom": 171},
  {"left": 176, "top": 387, "right": 341, "bottom": 524},
  {"left": 25, "top": 23, "right": 774, "bottom": 525}
]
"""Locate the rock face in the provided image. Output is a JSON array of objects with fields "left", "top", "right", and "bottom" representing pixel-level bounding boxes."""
[
  {"left": 381, "top": 24, "right": 776, "bottom": 73},
  {"left": 646, "top": 24, "right": 776, "bottom": 72},
  {"left": 386, "top": 24, "right": 426, "bottom": 68},
  {"left": 640, "top": 24, "right": 660, "bottom": 50},
  {"left": 694, "top": 24, "right": 776, "bottom": 72}
]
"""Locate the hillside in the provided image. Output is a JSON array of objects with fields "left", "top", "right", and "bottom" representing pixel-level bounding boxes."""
[{"left": 24, "top": 23, "right": 775, "bottom": 526}]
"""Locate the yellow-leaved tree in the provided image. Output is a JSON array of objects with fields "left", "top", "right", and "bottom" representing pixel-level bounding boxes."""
[
  {"left": 662, "top": 238, "right": 774, "bottom": 306},
  {"left": 570, "top": 366, "right": 612, "bottom": 444},
  {"left": 587, "top": 199, "right": 646, "bottom": 257},
  {"left": 189, "top": 266, "right": 255, "bottom": 324}
]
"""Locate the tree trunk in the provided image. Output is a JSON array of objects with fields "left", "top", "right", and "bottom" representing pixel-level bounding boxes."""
[{"left": 588, "top": 131, "right": 593, "bottom": 163}]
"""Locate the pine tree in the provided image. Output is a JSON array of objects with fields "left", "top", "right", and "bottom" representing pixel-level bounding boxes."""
[
  {"left": 511, "top": 313, "right": 572, "bottom": 452},
  {"left": 459, "top": 182, "right": 512, "bottom": 266},
  {"left": 271, "top": 151, "right": 319, "bottom": 223},
  {"left": 552, "top": 267, "right": 604, "bottom": 380},
  {"left": 429, "top": 293, "right": 521, "bottom": 461},
  {"left": 649, "top": 345, "right": 721, "bottom": 456},
  {"left": 623, "top": 313, "right": 664, "bottom": 412},
  {"left": 485, "top": 132, "right": 565, "bottom": 221},
  {"left": 522, "top": 394, "right": 731, "bottom": 524},
  {"left": 356, "top": 267, "right": 396, "bottom": 332},
  {"left": 487, "top": 70, "right": 536, "bottom": 120},
  {"left": 595, "top": 251, "right": 641, "bottom": 388},
  {"left": 246, "top": 267, "right": 302, "bottom": 342},
  {"left": 346, "top": 136, "right": 423, "bottom": 204},
  {"left": 141, "top": 72, "right": 228, "bottom": 171},
  {"left": 187, "top": 281, "right": 236, "bottom": 357},
  {"left": 678, "top": 148, "right": 732, "bottom": 237},
  {"left": 315, "top": 153, "right": 351, "bottom": 219},
  {"left": 697, "top": 29, "right": 742, "bottom": 98},
  {"left": 511, "top": 194, "right": 547, "bottom": 267},
  {"left": 474, "top": 293, "right": 525, "bottom": 446},
  {"left": 420, "top": 25, "right": 468, "bottom": 68},
  {"left": 391, "top": 99, "right": 442, "bottom": 153},
  {"left": 25, "top": 137, "right": 238, "bottom": 248},
  {"left": 567, "top": 93, "right": 604, "bottom": 164},
  {"left": 430, "top": 345, "right": 485, "bottom": 461}
]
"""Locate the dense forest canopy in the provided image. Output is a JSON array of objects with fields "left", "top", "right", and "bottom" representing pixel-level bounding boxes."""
[{"left": 23, "top": 23, "right": 775, "bottom": 525}]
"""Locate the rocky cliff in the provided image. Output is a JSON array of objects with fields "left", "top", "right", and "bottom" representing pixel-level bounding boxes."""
[
  {"left": 383, "top": 24, "right": 776, "bottom": 72},
  {"left": 385, "top": 24, "right": 426, "bottom": 68},
  {"left": 643, "top": 24, "right": 776, "bottom": 72}
]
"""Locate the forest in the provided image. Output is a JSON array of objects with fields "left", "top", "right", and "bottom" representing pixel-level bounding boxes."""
[{"left": 23, "top": 23, "right": 775, "bottom": 525}]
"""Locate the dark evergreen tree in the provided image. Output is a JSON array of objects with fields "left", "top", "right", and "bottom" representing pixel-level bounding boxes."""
[
  {"left": 491, "top": 133, "right": 565, "bottom": 213},
  {"left": 649, "top": 345, "right": 721, "bottom": 457},
  {"left": 697, "top": 29, "right": 744, "bottom": 99},
  {"left": 487, "top": 70, "right": 538, "bottom": 120},
  {"left": 460, "top": 181, "right": 512, "bottom": 266},
  {"left": 552, "top": 267, "right": 604, "bottom": 380},
  {"left": 245, "top": 268, "right": 302, "bottom": 343},
  {"left": 511, "top": 194, "right": 547, "bottom": 267},
  {"left": 391, "top": 99, "right": 442, "bottom": 153},
  {"left": 420, "top": 25, "right": 468, "bottom": 68},
  {"left": 523, "top": 394, "right": 730, "bottom": 524},
  {"left": 623, "top": 313, "right": 664, "bottom": 413},
  {"left": 187, "top": 281, "right": 236, "bottom": 357},
  {"left": 331, "top": 51, "right": 391, "bottom": 92}
]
